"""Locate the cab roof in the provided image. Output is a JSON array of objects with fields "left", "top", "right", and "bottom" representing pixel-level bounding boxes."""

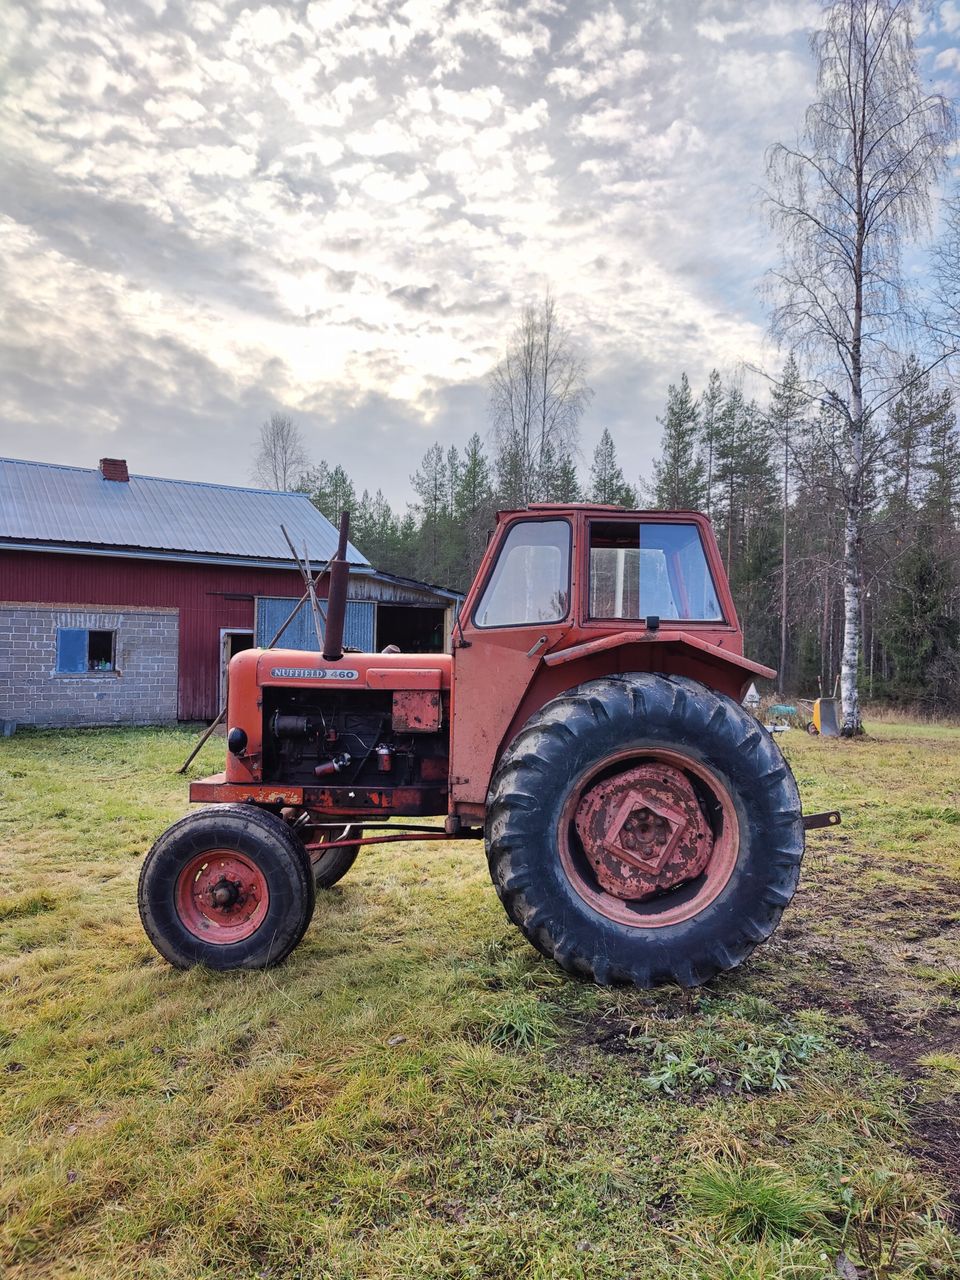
[{"left": 499, "top": 504, "right": 710, "bottom": 518}]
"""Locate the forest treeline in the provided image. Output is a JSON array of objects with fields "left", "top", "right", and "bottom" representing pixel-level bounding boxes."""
[
  {"left": 250, "top": 0, "right": 960, "bottom": 724},
  {"left": 283, "top": 347, "right": 960, "bottom": 712}
]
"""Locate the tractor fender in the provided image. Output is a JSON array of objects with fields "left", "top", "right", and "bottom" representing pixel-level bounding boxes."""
[
  {"left": 542, "top": 628, "right": 776, "bottom": 690},
  {"left": 486, "top": 633, "right": 775, "bottom": 802}
]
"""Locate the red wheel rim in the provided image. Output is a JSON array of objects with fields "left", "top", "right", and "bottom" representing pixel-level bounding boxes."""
[
  {"left": 174, "top": 849, "right": 269, "bottom": 943},
  {"left": 558, "top": 749, "right": 739, "bottom": 928},
  {"left": 307, "top": 824, "right": 353, "bottom": 868}
]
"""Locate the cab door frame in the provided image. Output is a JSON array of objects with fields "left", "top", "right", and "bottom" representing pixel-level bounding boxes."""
[{"left": 449, "top": 512, "right": 579, "bottom": 813}]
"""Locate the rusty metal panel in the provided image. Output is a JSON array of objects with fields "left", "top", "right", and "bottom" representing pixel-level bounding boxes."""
[
  {"left": 393, "top": 690, "right": 442, "bottom": 732},
  {"left": 188, "top": 775, "right": 447, "bottom": 816},
  {"left": 368, "top": 667, "right": 443, "bottom": 690}
]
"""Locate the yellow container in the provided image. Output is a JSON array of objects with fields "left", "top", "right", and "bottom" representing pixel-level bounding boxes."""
[{"left": 812, "top": 697, "right": 840, "bottom": 737}]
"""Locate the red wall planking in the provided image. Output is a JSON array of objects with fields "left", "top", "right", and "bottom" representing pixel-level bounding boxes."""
[{"left": 0, "top": 549, "right": 304, "bottom": 720}]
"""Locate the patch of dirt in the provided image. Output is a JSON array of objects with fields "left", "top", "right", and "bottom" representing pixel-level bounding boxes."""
[
  {"left": 853, "top": 1001, "right": 960, "bottom": 1075},
  {"left": 910, "top": 1095, "right": 960, "bottom": 1219},
  {"left": 779, "top": 974, "right": 960, "bottom": 1069},
  {"left": 779, "top": 974, "right": 960, "bottom": 1213}
]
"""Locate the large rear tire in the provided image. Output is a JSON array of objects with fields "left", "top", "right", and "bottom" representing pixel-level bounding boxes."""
[
  {"left": 485, "top": 673, "right": 804, "bottom": 988},
  {"left": 138, "top": 804, "right": 315, "bottom": 970}
]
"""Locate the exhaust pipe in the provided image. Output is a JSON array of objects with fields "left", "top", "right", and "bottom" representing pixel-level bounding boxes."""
[{"left": 322, "top": 510, "right": 350, "bottom": 661}]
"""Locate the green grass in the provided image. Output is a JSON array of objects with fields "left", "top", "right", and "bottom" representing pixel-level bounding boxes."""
[
  {"left": 686, "top": 1162, "right": 830, "bottom": 1241},
  {"left": 1, "top": 722, "right": 959, "bottom": 1278}
]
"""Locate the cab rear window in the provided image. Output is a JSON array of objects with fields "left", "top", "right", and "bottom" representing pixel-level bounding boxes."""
[{"left": 588, "top": 521, "right": 723, "bottom": 622}]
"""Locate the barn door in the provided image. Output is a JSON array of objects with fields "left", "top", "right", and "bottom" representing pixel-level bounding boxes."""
[
  {"left": 220, "top": 630, "right": 254, "bottom": 709},
  {"left": 254, "top": 597, "right": 376, "bottom": 652}
]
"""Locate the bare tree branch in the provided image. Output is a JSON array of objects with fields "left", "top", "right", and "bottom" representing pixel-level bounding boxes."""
[
  {"left": 252, "top": 412, "right": 310, "bottom": 491},
  {"left": 763, "top": 0, "right": 955, "bottom": 733}
]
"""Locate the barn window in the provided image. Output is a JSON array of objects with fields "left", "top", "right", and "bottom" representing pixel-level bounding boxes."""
[{"left": 56, "top": 628, "right": 117, "bottom": 673}]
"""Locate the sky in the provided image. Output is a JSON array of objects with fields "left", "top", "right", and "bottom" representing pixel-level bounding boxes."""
[{"left": 1, "top": 0, "right": 958, "bottom": 508}]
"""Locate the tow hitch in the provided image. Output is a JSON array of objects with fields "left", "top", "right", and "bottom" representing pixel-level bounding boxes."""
[{"left": 802, "top": 811, "right": 842, "bottom": 831}]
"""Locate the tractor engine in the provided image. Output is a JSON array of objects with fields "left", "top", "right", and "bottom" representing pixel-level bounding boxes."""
[{"left": 261, "top": 685, "right": 449, "bottom": 792}]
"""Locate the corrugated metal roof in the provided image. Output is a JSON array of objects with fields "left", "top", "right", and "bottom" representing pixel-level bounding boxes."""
[{"left": 0, "top": 457, "right": 370, "bottom": 567}]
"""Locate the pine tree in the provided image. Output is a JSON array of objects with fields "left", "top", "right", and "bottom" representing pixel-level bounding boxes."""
[
  {"left": 886, "top": 357, "right": 939, "bottom": 511},
  {"left": 919, "top": 383, "right": 959, "bottom": 531},
  {"left": 589, "top": 429, "right": 637, "bottom": 506},
  {"left": 411, "top": 443, "right": 449, "bottom": 578},
  {"left": 652, "top": 374, "right": 706, "bottom": 509},
  {"left": 878, "top": 529, "right": 960, "bottom": 711},
  {"left": 352, "top": 489, "right": 403, "bottom": 574},
  {"left": 698, "top": 370, "right": 723, "bottom": 518},
  {"left": 327, "top": 466, "right": 356, "bottom": 524},
  {"left": 454, "top": 433, "right": 495, "bottom": 584},
  {"left": 712, "top": 386, "right": 744, "bottom": 569},
  {"left": 768, "top": 354, "right": 808, "bottom": 689},
  {"left": 550, "top": 450, "right": 583, "bottom": 502},
  {"left": 299, "top": 461, "right": 357, "bottom": 525},
  {"left": 445, "top": 446, "right": 462, "bottom": 515},
  {"left": 494, "top": 437, "right": 527, "bottom": 510},
  {"left": 456, "top": 434, "right": 493, "bottom": 515}
]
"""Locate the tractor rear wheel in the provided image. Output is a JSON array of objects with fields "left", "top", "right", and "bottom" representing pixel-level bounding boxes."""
[
  {"left": 486, "top": 673, "right": 804, "bottom": 988},
  {"left": 138, "top": 804, "right": 315, "bottom": 970},
  {"left": 307, "top": 824, "right": 363, "bottom": 888}
]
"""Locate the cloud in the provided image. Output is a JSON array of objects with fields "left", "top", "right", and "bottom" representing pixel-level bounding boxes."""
[{"left": 0, "top": 0, "right": 952, "bottom": 505}]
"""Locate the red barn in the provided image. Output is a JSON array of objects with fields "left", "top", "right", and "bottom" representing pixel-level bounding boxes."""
[{"left": 0, "top": 457, "right": 458, "bottom": 727}]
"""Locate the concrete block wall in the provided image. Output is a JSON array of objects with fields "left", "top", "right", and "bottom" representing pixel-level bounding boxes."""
[{"left": 0, "top": 604, "right": 179, "bottom": 727}]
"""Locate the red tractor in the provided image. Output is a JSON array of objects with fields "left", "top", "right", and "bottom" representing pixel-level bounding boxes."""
[{"left": 140, "top": 505, "right": 834, "bottom": 986}]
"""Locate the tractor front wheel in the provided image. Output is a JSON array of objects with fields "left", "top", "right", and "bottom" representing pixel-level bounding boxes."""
[
  {"left": 486, "top": 673, "right": 804, "bottom": 988},
  {"left": 307, "top": 824, "right": 363, "bottom": 889},
  {"left": 138, "top": 805, "right": 315, "bottom": 969}
]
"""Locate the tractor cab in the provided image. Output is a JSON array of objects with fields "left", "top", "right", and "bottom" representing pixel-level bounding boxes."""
[{"left": 448, "top": 505, "right": 774, "bottom": 821}]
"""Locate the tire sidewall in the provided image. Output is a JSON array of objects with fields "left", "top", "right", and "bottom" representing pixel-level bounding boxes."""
[
  {"left": 487, "top": 674, "right": 804, "bottom": 984},
  {"left": 311, "top": 825, "right": 362, "bottom": 889},
  {"left": 139, "top": 805, "right": 314, "bottom": 970}
]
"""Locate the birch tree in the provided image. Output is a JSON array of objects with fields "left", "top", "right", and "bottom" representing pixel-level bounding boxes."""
[
  {"left": 490, "top": 295, "right": 591, "bottom": 505},
  {"left": 765, "top": 0, "right": 953, "bottom": 733},
  {"left": 253, "top": 412, "right": 309, "bottom": 491}
]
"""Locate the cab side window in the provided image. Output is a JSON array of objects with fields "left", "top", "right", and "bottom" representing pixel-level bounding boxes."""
[{"left": 475, "top": 520, "right": 571, "bottom": 628}]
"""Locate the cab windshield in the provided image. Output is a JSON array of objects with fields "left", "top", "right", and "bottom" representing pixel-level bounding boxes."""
[
  {"left": 474, "top": 519, "right": 571, "bottom": 628},
  {"left": 589, "top": 521, "right": 723, "bottom": 622}
]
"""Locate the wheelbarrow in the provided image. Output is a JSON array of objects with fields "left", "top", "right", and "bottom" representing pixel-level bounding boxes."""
[{"left": 803, "top": 697, "right": 840, "bottom": 737}]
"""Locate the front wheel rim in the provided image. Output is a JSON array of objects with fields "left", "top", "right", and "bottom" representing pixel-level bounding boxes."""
[
  {"left": 557, "top": 748, "right": 740, "bottom": 928},
  {"left": 307, "top": 824, "right": 355, "bottom": 868},
  {"left": 174, "top": 849, "right": 270, "bottom": 943}
]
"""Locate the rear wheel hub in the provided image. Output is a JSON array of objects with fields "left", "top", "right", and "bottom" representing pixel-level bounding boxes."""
[{"left": 574, "top": 763, "right": 713, "bottom": 900}]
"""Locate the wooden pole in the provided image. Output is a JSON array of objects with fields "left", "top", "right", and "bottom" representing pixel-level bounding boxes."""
[{"left": 177, "top": 526, "right": 337, "bottom": 777}]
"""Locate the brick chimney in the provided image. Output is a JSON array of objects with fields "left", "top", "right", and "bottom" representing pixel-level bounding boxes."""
[{"left": 99, "top": 458, "right": 129, "bottom": 482}]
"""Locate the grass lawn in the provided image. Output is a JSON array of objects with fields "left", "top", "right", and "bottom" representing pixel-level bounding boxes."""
[{"left": 1, "top": 721, "right": 959, "bottom": 1279}]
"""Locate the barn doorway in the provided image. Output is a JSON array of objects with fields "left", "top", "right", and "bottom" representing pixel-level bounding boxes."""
[
  {"left": 220, "top": 629, "right": 254, "bottom": 708},
  {"left": 375, "top": 605, "right": 446, "bottom": 653}
]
